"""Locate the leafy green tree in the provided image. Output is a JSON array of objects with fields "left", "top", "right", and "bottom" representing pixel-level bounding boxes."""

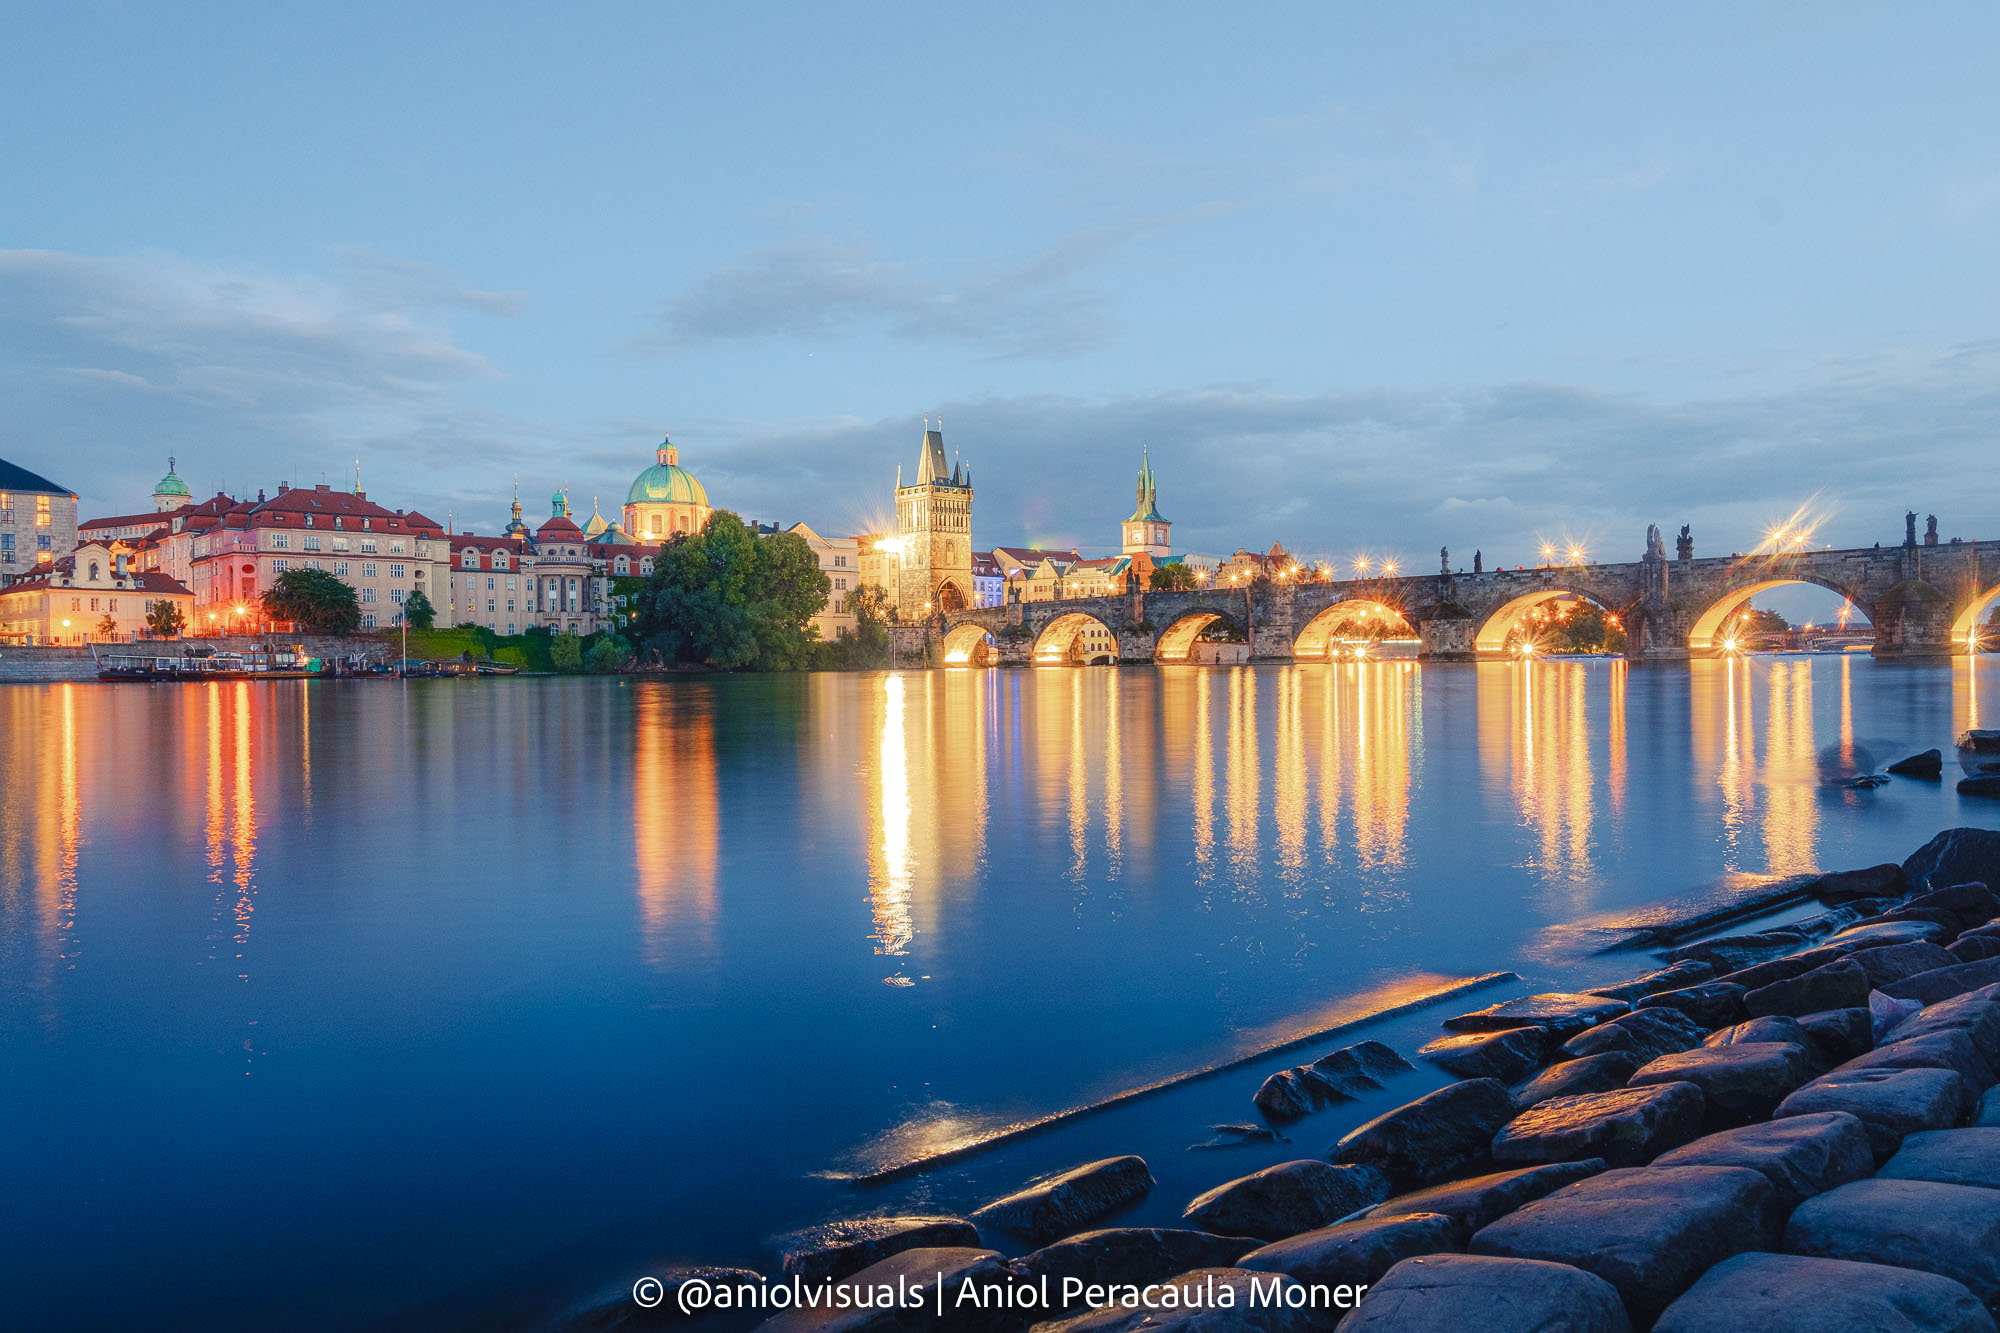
[
  {"left": 145, "top": 600, "right": 186, "bottom": 638},
  {"left": 550, "top": 630, "right": 584, "bottom": 672},
  {"left": 634, "top": 512, "right": 831, "bottom": 670},
  {"left": 262, "top": 568, "right": 360, "bottom": 635},
  {"left": 585, "top": 635, "right": 629, "bottom": 673},
  {"left": 96, "top": 612, "right": 119, "bottom": 638},
  {"left": 818, "top": 584, "right": 894, "bottom": 668},
  {"left": 401, "top": 588, "right": 436, "bottom": 630},
  {"left": 1150, "top": 563, "right": 1199, "bottom": 591}
]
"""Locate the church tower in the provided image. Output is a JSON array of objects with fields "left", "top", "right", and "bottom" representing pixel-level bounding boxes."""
[
  {"left": 1121, "top": 448, "right": 1171, "bottom": 559},
  {"left": 893, "top": 421, "right": 974, "bottom": 618}
]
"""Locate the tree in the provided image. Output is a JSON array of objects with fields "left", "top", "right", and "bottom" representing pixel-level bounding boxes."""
[
  {"left": 96, "top": 612, "right": 118, "bottom": 639},
  {"left": 145, "top": 601, "right": 186, "bottom": 638},
  {"left": 402, "top": 588, "right": 436, "bottom": 630},
  {"left": 550, "top": 630, "right": 583, "bottom": 672},
  {"left": 586, "top": 635, "right": 630, "bottom": 673},
  {"left": 262, "top": 568, "right": 361, "bottom": 635},
  {"left": 633, "top": 512, "right": 832, "bottom": 670},
  {"left": 817, "top": 584, "right": 893, "bottom": 668},
  {"left": 1150, "top": 563, "right": 1199, "bottom": 591}
]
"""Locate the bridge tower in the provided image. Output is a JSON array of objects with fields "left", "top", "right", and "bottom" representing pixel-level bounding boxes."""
[
  {"left": 1121, "top": 448, "right": 1172, "bottom": 560},
  {"left": 893, "top": 422, "right": 975, "bottom": 619}
]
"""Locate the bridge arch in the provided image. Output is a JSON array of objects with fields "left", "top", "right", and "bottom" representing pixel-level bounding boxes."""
[
  {"left": 1033, "top": 612, "right": 1118, "bottom": 665},
  {"left": 1473, "top": 588, "right": 1623, "bottom": 654},
  {"left": 939, "top": 622, "right": 996, "bottom": 666},
  {"left": 1687, "top": 576, "right": 1865, "bottom": 652},
  {"left": 1950, "top": 582, "right": 2000, "bottom": 646},
  {"left": 1294, "top": 598, "right": 1413, "bottom": 660},
  {"left": 1155, "top": 610, "right": 1247, "bottom": 663}
]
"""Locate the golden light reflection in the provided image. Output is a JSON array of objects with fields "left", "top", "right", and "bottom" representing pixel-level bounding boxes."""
[
  {"left": 1607, "top": 658, "right": 1628, "bottom": 818},
  {"left": 1298, "top": 660, "right": 1416, "bottom": 876},
  {"left": 633, "top": 684, "right": 719, "bottom": 969},
  {"left": 1763, "top": 661, "right": 1818, "bottom": 874},
  {"left": 1225, "top": 668, "right": 1260, "bottom": 884},
  {"left": 1501, "top": 660, "right": 1597, "bottom": 899},
  {"left": 871, "top": 674, "right": 914, "bottom": 954},
  {"left": 1961, "top": 653, "right": 1983, "bottom": 733},
  {"left": 1274, "top": 667, "right": 1306, "bottom": 887}
]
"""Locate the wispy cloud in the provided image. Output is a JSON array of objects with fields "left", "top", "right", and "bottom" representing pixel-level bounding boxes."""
[{"left": 636, "top": 218, "right": 1176, "bottom": 359}]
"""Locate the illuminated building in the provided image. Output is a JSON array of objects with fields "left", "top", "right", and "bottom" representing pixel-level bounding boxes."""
[
  {"left": 0, "top": 541, "right": 193, "bottom": 644},
  {"left": 785, "top": 523, "right": 861, "bottom": 640},
  {"left": 1121, "top": 449, "right": 1172, "bottom": 559},
  {"left": 447, "top": 490, "right": 659, "bottom": 636},
  {"left": 892, "top": 424, "right": 974, "bottom": 618},
  {"left": 0, "top": 455, "right": 78, "bottom": 583},
  {"left": 623, "top": 434, "right": 712, "bottom": 541}
]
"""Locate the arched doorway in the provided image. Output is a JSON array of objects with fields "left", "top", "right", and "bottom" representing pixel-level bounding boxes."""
[
  {"left": 1294, "top": 599, "right": 1413, "bottom": 660},
  {"left": 936, "top": 580, "right": 969, "bottom": 614},
  {"left": 1033, "top": 612, "right": 1118, "bottom": 665}
]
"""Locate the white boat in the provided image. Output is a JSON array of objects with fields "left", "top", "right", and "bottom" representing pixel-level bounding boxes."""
[{"left": 1959, "top": 730, "right": 2000, "bottom": 777}]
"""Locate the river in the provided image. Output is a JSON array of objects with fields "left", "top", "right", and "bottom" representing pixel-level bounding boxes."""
[{"left": 1, "top": 655, "right": 1995, "bottom": 1329}]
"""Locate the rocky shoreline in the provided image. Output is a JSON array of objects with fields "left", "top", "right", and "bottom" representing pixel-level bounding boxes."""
[{"left": 574, "top": 826, "right": 2000, "bottom": 1332}]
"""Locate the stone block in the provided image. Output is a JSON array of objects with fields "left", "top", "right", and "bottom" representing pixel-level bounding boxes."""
[
  {"left": 972, "top": 1157, "right": 1155, "bottom": 1244},
  {"left": 1796, "top": 1007, "right": 1873, "bottom": 1067},
  {"left": 1441, "top": 993, "right": 1629, "bottom": 1036},
  {"left": 1235, "top": 1211, "right": 1460, "bottom": 1288},
  {"left": 1367, "top": 1159, "right": 1608, "bottom": 1238},
  {"left": 1876, "top": 1127, "right": 2000, "bottom": 1192},
  {"left": 1418, "top": 1027, "right": 1548, "bottom": 1082},
  {"left": 1514, "top": 1052, "right": 1641, "bottom": 1110},
  {"left": 1491, "top": 1082, "right": 1707, "bottom": 1167},
  {"left": 1331, "top": 1079, "right": 1516, "bottom": 1189},
  {"left": 1636, "top": 982, "right": 1748, "bottom": 1028},
  {"left": 778, "top": 1215, "right": 982, "bottom": 1283},
  {"left": 1338, "top": 1254, "right": 1633, "bottom": 1333},
  {"left": 1654, "top": 1252, "right": 1994, "bottom": 1333},
  {"left": 1884, "top": 958, "right": 2000, "bottom": 1006},
  {"left": 1774, "top": 1066, "right": 1971, "bottom": 1162},
  {"left": 1181, "top": 1160, "right": 1389, "bottom": 1242},
  {"left": 1650, "top": 1111, "right": 1875, "bottom": 1213},
  {"left": 1745, "top": 959, "right": 1871, "bottom": 1019},
  {"left": 1786, "top": 1177, "right": 2000, "bottom": 1308}
]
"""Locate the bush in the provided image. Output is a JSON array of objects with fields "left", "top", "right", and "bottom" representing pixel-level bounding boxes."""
[{"left": 550, "top": 631, "right": 583, "bottom": 672}]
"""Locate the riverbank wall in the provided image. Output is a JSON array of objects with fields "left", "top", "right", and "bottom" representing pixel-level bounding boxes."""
[{"left": 0, "top": 636, "right": 394, "bottom": 683}]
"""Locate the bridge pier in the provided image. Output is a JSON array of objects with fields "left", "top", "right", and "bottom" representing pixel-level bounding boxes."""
[
  {"left": 1870, "top": 580, "right": 1955, "bottom": 659},
  {"left": 1417, "top": 609, "right": 1475, "bottom": 660}
]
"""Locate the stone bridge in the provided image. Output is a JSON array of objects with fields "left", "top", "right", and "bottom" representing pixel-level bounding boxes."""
[{"left": 931, "top": 532, "right": 2000, "bottom": 665}]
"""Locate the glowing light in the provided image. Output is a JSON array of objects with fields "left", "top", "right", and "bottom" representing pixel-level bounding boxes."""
[
  {"left": 1567, "top": 547, "right": 1583, "bottom": 564},
  {"left": 1382, "top": 560, "right": 1398, "bottom": 576},
  {"left": 1354, "top": 556, "right": 1371, "bottom": 573},
  {"left": 875, "top": 537, "right": 906, "bottom": 555}
]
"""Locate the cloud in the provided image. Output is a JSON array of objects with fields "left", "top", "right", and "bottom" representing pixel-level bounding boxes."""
[{"left": 638, "top": 219, "right": 1173, "bottom": 359}]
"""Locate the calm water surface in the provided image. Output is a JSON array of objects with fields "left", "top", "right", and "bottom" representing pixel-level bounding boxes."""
[{"left": 2, "top": 657, "right": 1997, "bottom": 1329}]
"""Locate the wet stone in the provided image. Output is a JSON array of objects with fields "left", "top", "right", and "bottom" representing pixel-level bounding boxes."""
[
  {"left": 1636, "top": 981, "right": 1747, "bottom": 1029},
  {"left": 1886, "top": 750, "right": 1946, "bottom": 778},
  {"left": 1252, "top": 1070, "right": 1327, "bottom": 1122},
  {"left": 1704, "top": 1015, "right": 1810, "bottom": 1049},
  {"left": 1716, "top": 945, "right": 1855, "bottom": 996},
  {"left": 1815, "top": 862, "right": 1912, "bottom": 903},
  {"left": 1181, "top": 1159, "right": 1390, "bottom": 1242},
  {"left": 1828, "top": 919, "right": 1954, "bottom": 949},
  {"left": 1952, "top": 935, "right": 2000, "bottom": 963},
  {"left": 1892, "top": 881, "right": 2000, "bottom": 933},
  {"left": 1367, "top": 1159, "right": 1609, "bottom": 1238},
  {"left": 1668, "top": 930, "right": 1818, "bottom": 974},
  {"left": 1188, "top": 1125, "right": 1287, "bottom": 1152},
  {"left": 1877, "top": 1128, "right": 2000, "bottom": 1191},
  {"left": 1331, "top": 1078, "right": 1517, "bottom": 1189},
  {"left": 1885, "top": 985, "right": 2000, "bottom": 1059},
  {"left": 1339, "top": 1254, "right": 1633, "bottom": 1333},
  {"left": 971, "top": 1157, "right": 1155, "bottom": 1245},
  {"left": 1774, "top": 1066, "right": 1971, "bottom": 1163},
  {"left": 1514, "top": 1052, "right": 1641, "bottom": 1110},
  {"left": 1852, "top": 941, "right": 1963, "bottom": 988},
  {"left": 1650, "top": 1111, "right": 1876, "bottom": 1214},
  {"left": 1745, "top": 958, "right": 1872, "bottom": 1019},
  {"left": 1979, "top": 1086, "right": 2000, "bottom": 1127},
  {"left": 1785, "top": 1178, "right": 2000, "bottom": 1309},
  {"left": 1418, "top": 1027, "right": 1548, "bottom": 1082},
  {"left": 1491, "top": 1081, "right": 1708, "bottom": 1168},
  {"left": 1835, "top": 1031, "right": 1995, "bottom": 1114},
  {"left": 1796, "top": 1008, "right": 1873, "bottom": 1068},
  {"left": 1562, "top": 1005, "right": 1708, "bottom": 1063},
  {"left": 1883, "top": 957, "right": 2000, "bottom": 1006},
  {"left": 1009, "top": 1228, "right": 1260, "bottom": 1312},
  {"left": 1904, "top": 830, "right": 2000, "bottom": 894},
  {"left": 1654, "top": 1252, "right": 1995, "bottom": 1333},
  {"left": 1441, "top": 993, "right": 1629, "bottom": 1037},
  {"left": 1253, "top": 1041, "right": 1412, "bottom": 1122},
  {"left": 778, "top": 1218, "right": 981, "bottom": 1284},
  {"left": 1309, "top": 1040, "right": 1414, "bottom": 1090},
  {"left": 1628, "top": 1041, "right": 1814, "bottom": 1125},
  {"left": 1236, "top": 1211, "right": 1461, "bottom": 1288},
  {"left": 1584, "top": 960, "right": 1716, "bottom": 1004},
  {"left": 1469, "top": 1165, "right": 1780, "bottom": 1327}
]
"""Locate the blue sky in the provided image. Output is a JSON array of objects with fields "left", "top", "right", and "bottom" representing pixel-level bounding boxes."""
[{"left": 4, "top": 2, "right": 1997, "bottom": 609}]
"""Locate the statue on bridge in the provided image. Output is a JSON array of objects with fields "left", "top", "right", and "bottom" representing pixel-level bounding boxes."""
[
  {"left": 1645, "top": 524, "right": 1666, "bottom": 561},
  {"left": 1473, "top": 550, "right": 1482, "bottom": 573},
  {"left": 1905, "top": 511, "right": 1919, "bottom": 548},
  {"left": 1440, "top": 546, "right": 1450, "bottom": 576},
  {"left": 1676, "top": 525, "right": 1693, "bottom": 561},
  {"left": 1926, "top": 514, "right": 1939, "bottom": 546}
]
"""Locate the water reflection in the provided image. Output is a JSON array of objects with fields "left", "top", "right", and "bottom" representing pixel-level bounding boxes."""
[{"left": 633, "top": 684, "right": 719, "bottom": 969}]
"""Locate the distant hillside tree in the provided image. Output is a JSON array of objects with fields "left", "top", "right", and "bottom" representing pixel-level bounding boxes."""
[
  {"left": 401, "top": 589, "right": 436, "bottom": 630},
  {"left": 633, "top": 511, "right": 831, "bottom": 670}
]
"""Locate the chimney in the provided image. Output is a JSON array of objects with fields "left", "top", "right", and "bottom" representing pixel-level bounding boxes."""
[
  {"left": 258, "top": 488, "right": 266, "bottom": 502},
  {"left": 316, "top": 483, "right": 331, "bottom": 493},
  {"left": 278, "top": 482, "right": 289, "bottom": 494}
]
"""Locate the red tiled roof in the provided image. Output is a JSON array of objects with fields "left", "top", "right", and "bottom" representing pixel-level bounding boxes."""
[{"left": 80, "top": 510, "right": 174, "bottom": 531}]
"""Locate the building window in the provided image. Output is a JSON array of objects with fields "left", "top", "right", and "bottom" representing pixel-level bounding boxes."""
[
  {"left": 362, "top": 613, "right": 377, "bottom": 629},
  {"left": 486, "top": 577, "right": 495, "bottom": 590},
  {"left": 272, "top": 559, "right": 289, "bottom": 573},
  {"left": 390, "top": 589, "right": 405, "bottom": 604},
  {"left": 271, "top": 533, "right": 290, "bottom": 549},
  {"left": 36, "top": 496, "right": 51, "bottom": 526},
  {"left": 486, "top": 599, "right": 495, "bottom": 612},
  {"left": 360, "top": 588, "right": 376, "bottom": 603},
  {"left": 333, "top": 537, "right": 349, "bottom": 552},
  {"left": 303, "top": 535, "right": 321, "bottom": 551},
  {"left": 390, "top": 541, "right": 405, "bottom": 555},
  {"left": 389, "top": 564, "right": 404, "bottom": 579},
  {"left": 363, "top": 563, "right": 377, "bottom": 578},
  {"left": 361, "top": 539, "right": 377, "bottom": 553},
  {"left": 335, "top": 561, "right": 348, "bottom": 576}
]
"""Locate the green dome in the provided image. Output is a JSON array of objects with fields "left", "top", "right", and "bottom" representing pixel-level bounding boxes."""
[
  {"left": 625, "top": 438, "right": 709, "bottom": 508},
  {"left": 154, "top": 469, "right": 190, "bottom": 498}
]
